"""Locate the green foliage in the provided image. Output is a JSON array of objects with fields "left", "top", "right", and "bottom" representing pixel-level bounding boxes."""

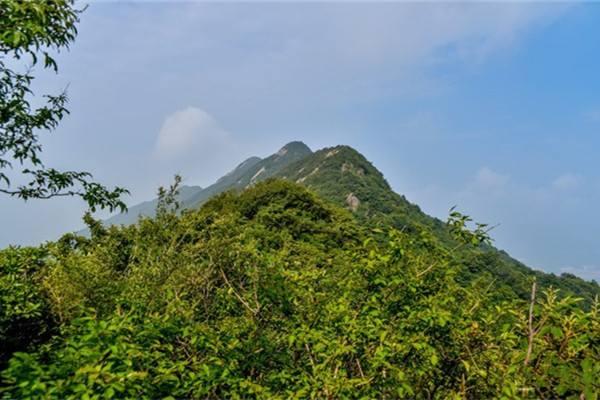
[
  {"left": 0, "top": 246, "right": 55, "bottom": 370},
  {"left": 1, "top": 179, "right": 599, "bottom": 398},
  {"left": 276, "top": 145, "right": 434, "bottom": 234},
  {"left": 106, "top": 142, "right": 600, "bottom": 308},
  {"left": 0, "top": 0, "right": 128, "bottom": 211}
]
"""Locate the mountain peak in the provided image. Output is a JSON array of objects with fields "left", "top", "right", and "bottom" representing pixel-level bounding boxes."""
[
  {"left": 274, "top": 145, "right": 395, "bottom": 213},
  {"left": 278, "top": 141, "right": 312, "bottom": 156}
]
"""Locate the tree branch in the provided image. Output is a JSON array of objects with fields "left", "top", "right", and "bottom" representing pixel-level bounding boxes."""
[
  {"left": 524, "top": 277, "right": 537, "bottom": 366},
  {"left": 0, "top": 187, "right": 78, "bottom": 199},
  {"left": 218, "top": 264, "right": 259, "bottom": 316}
]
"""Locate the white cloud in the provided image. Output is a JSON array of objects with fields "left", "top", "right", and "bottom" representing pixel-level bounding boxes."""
[
  {"left": 442, "top": 166, "right": 517, "bottom": 208},
  {"left": 552, "top": 173, "right": 584, "bottom": 191},
  {"left": 155, "top": 107, "right": 227, "bottom": 160},
  {"left": 151, "top": 107, "right": 247, "bottom": 189},
  {"left": 475, "top": 166, "right": 510, "bottom": 188},
  {"left": 79, "top": 2, "right": 567, "bottom": 126}
]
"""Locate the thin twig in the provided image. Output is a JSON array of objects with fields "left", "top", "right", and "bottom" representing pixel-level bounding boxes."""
[
  {"left": 0, "top": 188, "right": 79, "bottom": 198},
  {"left": 416, "top": 242, "right": 465, "bottom": 278},
  {"left": 524, "top": 277, "right": 537, "bottom": 366},
  {"left": 305, "top": 343, "right": 316, "bottom": 371},
  {"left": 356, "top": 358, "right": 366, "bottom": 381},
  {"left": 218, "top": 264, "right": 259, "bottom": 315},
  {"left": 467, "top": 278, "right": 497, "bottom": 314}
]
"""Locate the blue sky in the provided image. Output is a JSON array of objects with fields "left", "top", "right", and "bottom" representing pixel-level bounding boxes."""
[{"left": 2, "top": 1, "right": 600, "bottom": 280}]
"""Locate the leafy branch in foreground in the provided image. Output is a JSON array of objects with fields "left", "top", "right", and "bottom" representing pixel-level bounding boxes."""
[
  {"left": 0, "top": 168, "right": 128, "bottom": 212},
  {"left": 447, "top": 205, "right": 496, "bottom": 247},
  {"left": 0, "top": 0, "right": 128, "bottom": 212}
]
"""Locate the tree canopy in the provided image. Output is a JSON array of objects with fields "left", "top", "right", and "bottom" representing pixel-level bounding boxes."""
[
  {"left": 0, "top": 0, "right": 127, "bottom": 211},
  {"left": 1, "top": 179, "right": 599, "bottom": 398}
]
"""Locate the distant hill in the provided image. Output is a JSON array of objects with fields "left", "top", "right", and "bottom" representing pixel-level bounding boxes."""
[{"left": 102, "top": 184, "right": 204, "bottom": 227}]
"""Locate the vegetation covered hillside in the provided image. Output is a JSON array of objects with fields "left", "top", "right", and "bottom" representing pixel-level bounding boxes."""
[
  {"left": 276, "top": 145, "right": 447, "bottom": 236},
  {"left": 2, "top": 180, "right": 600, "bottom": 398},
  {"left": 274, "top": 145, "right": 600, "bottom": 308},
  {"left": 99, "top": 142, "right": 600, "bottom": 309}
]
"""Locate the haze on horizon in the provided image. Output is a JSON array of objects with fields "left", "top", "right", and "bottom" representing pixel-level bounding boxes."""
[{"left": 1, "top": 1, "right": 600, "bottom": 281}]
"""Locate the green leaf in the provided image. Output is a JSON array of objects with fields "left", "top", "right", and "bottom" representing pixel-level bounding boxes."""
[{"left": 430, "top": 354, "right": 439, "bottom": 366}]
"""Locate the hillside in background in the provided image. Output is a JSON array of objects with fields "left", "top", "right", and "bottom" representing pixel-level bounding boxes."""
[
  {"left": 99, "top": 141, "right": 600, "bottom": 305},
  {"left": 99, "top": 184, "right": 204, "bottom": 227},
  {"left": 275, "top": 145, "right": 447, "bottom": 237}
]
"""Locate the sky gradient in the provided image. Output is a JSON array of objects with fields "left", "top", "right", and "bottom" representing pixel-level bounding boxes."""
[{"left": 1, "top": 1, "right": 600, "bottom": 280}]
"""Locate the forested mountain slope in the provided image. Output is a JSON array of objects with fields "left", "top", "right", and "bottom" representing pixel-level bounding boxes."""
[
  {"left": 2, "top": 180, "right": 599, "bottom": 398},
  {"left": 100, "top": 141, "right": 600, "bottom": 306},
  {"left": 273, "top": 145, "right": 600, "bottom": 306},
  {"left": 275, "top": 145, "right": 447, "bottom": 236},
  {"left": 186, "top": 141, "right": 312, "bottom": 210}
]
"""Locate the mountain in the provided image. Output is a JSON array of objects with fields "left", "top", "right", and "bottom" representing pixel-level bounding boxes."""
[
  {"left": 102, "top": 184, "right": 204, "bottom": 227},
  {"left": 107, "top": 142, "right": 443, "bottom": 237},
  {"left": 185, "top": 141, "right": 312, "bottom": 209},
  {"left": 274, "top": 145, "right": 447, "bottom": 236},
  {"left": 272, "top": 145, "right": 600, "bottom": 305},
  {"left": 5, "top": 143, "right": 600, "bottom": 398},
  {"left": 99, "top": 140, "right": 600, "bottom": 306},
  {"left": 99, "top": 141, "right": 311, "bottom": 227}
]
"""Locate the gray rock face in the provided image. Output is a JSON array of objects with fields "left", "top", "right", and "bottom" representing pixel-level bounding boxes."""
[{"left": 346, "top": 193, "right": 360, "bottom": 211}]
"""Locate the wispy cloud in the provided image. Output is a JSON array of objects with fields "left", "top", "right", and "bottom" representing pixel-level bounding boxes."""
[
  {"left": 151, "top": 107, "right": 244, "bottom": 188},
  {"left": 78, "top": 2, "right": 568, "bottom": 127},
  {"left": 475, "top": 166, "right": 511, "bottom": 189},
  {"left": 397, "top": 111, "right": 441, "bottom": 142},
  {"left": 552, "top": 173, "right": 584, "bottom": 191},
  {"left": 155, "top": 107, "right": 228, "bottom": 160}
]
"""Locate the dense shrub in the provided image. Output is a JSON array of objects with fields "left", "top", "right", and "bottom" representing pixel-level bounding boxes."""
[{"left": 1, "top": 180, "right": 599, "bottom": 398}]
